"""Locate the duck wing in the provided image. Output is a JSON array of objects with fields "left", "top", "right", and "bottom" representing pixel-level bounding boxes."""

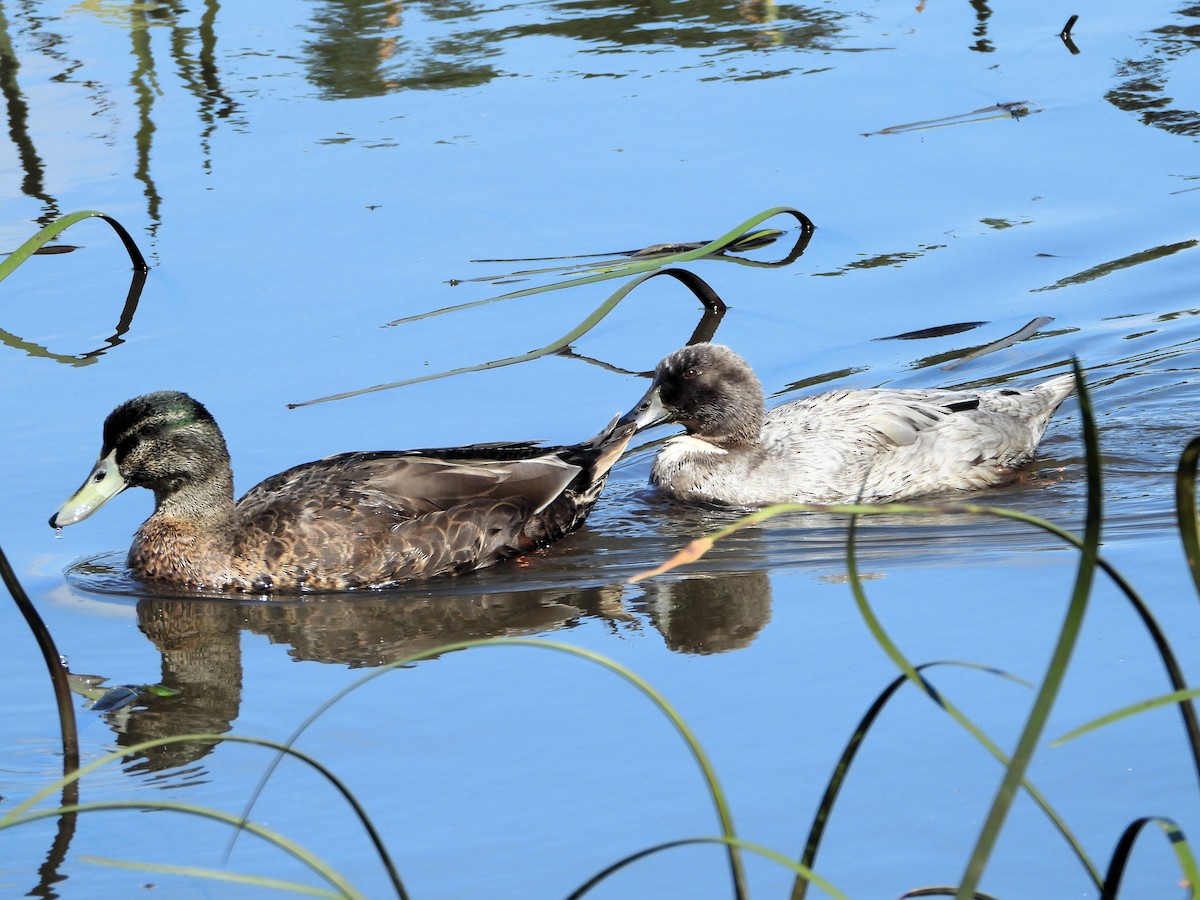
[
  {"left": 238, "top": 449, "right": 581, "bottom": 519},
  {"left": 762, "top": 381, "right": 1072, "bottom": 501},
  {"left": 228, "top": 418, "right": 636, "bottom": 588}
]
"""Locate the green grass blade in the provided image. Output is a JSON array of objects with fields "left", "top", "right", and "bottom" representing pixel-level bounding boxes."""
[
  {"left": 1053, "top": 687, "right": 1200, "bottom": 746},
  {"left": 80, "top": 857, "right": 346, "bottom": 898},
  {"left": 0, "top": 210, "right": 147, "bottom": 282},
  {"left": 384, "top": 206, "right": 814, "bottom": 326},
  {"left": 236, "top": 639, "right": 746, "bottom": 898},
  {"left": 2, "top": 733, "right": 404, "bottom": 899},
  {"left": 958, "top": 359, "right": 1101, "bottom": 898},
  {"left": 6, "top": 801, "right": 363, "bottom": 899},
  {"left": 288, "top": 266, "right": 726, "bottom": 408},
  {"left": 791, "top": 662, "right": 1032, "bottom": 900},
  {"left": 1101, "top": 817, "right": 1200, "bottom": 897},
  {"left": 838, "top": 515, "right": 1100, "bottom": 890},
  {"left": 631, "top": 502, "right": 1200, "bottom": 791},
  {"left": 1174, "top": 435, "right": 1200, "bottom": 597},
  {"left": 566, "top": 836, "right": 847, "bottom": 900}
]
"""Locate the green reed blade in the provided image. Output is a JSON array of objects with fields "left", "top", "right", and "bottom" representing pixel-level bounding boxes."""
[
  {"left": 1053, "top": 686, "right": 1200, "bottom": 746},
  {"left": 958, "top": 359, "right": 1101, "bottom": 898},
  {"left": 2, "top": 733, "right": 405, "bottom": 900},
  {"left": 1100, "top": 816, "right": 1200, "bottom": 896},
  {"left": 384, "top": 206, "right": 813, "bottom": 327},
  {"left": 632, "top": 500, "right": 1200, "bottom": 793},
  {"left": 0, "top": 210, "right": 147, "bottom": 283},
  {"left": 235, "top": 639, "right": 746, "bottom": 899},
  {"left": 5, "top": 800, "right": 363, "bottom": 899},
  {"left": 0, "top": 543, "right": 79, "bottom": 777},
  {"left": 791, "top": 662, "right": 1031, "bottom": 900},
  {"left": 839, "top": 514, "right": 1101, "bottom": 892},
  {"left": 288, "top": 266, "right": 726, "bottom": 408},
  {"left": 1174, "top": 435, "right": 1200, "bottom": 597},
  {"left": 80, "top": 857, "right": 345, "bottom": 899},
  {"left": 567, "top": 835, "right": 847, "bottom": 900}
]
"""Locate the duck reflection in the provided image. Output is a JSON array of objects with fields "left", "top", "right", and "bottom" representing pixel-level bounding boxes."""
[
  {"left": 117, "top": 599, "right": 243, "bottom": 775},
  {"left": 104, "top": 585, "right": 623, "bottom": 774},
  {"left": 633, "top": 571, "right": 772, "bottom": 654},
  {"left": 87, "top": 565, "right": 778, "bottom": 776}
]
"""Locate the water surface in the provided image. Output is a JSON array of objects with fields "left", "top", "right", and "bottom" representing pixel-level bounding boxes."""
[{"left": 2, "top": 1, "right": 1200, "bottom": 897}]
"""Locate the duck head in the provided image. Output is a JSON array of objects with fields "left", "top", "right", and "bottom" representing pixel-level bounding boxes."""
[
  {"left": 51, "top": 391, "right": 232, "bottom": 528},
  {"left": 619, "top": 343, "right": 766, "bottom": 445}
]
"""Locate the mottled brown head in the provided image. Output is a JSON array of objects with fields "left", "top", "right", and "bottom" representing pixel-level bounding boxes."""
[
  {"left": 102, "top": 391, "right": 231, "bottom": 494},
  {"left": 51, "top": 391, "right": 233, "bottom": 528}
]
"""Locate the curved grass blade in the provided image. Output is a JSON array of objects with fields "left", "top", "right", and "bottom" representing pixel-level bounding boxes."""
[
  {"left": 957, "top": 358, "right": 1101, "bottom": 898},
  {"left": 1174, "top": 435, "right": 1200, "bottom": 597},
  {"left": 791, "top": 662, "right": 1032, "bottom": 900},
  {"left": 6, "top": 801, "right": 363, "bottom": 899},
  {"left": 0, "top": 543, "right": 79, "bottom": 776},
  {"left": 288, "top": 266, "right": 727, "bottom": 408},
  {"left": 385, "top": 207, "right": 814, "bottom": 327},
  {"left": 80, "top": 857, "right": 345, "bottom": 899},
  {"left": 567, "top": 835, "right": 848, "bottom": 900},
  {"left": 898, "top": 889, "right": 1001, "bottom": 900},
  {"left": 1099, "top": 816, "right": 1199, "bottom": 898},
  {"left": 1053, "top": 686, "right": 1200, "bottom": 746},
  {"left": 632, "top": 505, "right": 1200, "bottom": 797},
  {"left": 840, "top": 514, "right": 1101, "bottom": 892},
  {"left": 234, "top": 639, "right": 745, "bottom": 898},
  {"left": 2, "top": 733, "right": 405, "bottom": 900},
  {"left": 0, "top": 210, "right": 147, "bottom": 282},
  {"left": 462, "top": 228, "right": 787, "bottom": 281}
]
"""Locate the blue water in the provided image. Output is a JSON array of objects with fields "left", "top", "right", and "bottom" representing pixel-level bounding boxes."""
[{"left": 2, "top": 1, "right": 1200, "bottom": 896}]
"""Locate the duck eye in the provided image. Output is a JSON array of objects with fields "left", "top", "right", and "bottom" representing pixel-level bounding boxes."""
[{"left": 682, "top": 367, "right": 700, "bottom": 380}]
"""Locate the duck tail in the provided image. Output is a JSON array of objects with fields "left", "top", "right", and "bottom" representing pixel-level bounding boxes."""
[
  {"left": 577, "top": 415, "right": 639, "bottom": 481},
  {"left": 521, "top": 417, "right": 637, "bottom": 548},
  {"left": 1039, "top": 372, "right": 1077, "bottom": 410}
]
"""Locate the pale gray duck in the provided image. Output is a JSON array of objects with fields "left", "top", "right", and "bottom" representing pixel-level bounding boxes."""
[{"left": 619, "top": 343, "right": 1074, "bottom": 507}]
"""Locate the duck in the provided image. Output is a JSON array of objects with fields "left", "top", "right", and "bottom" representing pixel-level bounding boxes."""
[
  {"left": 50, "top": 391, "right": 635, "bottom": 593},
  {"left": 618, "top": 343, "right": 1075, "bottom": 508}
]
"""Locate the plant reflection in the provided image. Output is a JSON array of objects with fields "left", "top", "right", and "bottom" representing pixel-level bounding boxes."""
[
  {"left": 0, "top": 267, "right": 147, "bottom": 366},
  {"left": 300, "top": 0, "right": 848, "bottom": 99},
  {"left": 1106, "top": 5, "right": 1200, "bottom": 137}
]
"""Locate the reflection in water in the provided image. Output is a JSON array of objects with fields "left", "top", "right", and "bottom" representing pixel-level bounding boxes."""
[
  {"left": 305, "top": 1, "right": 410, "bottom": 98},
  {"left": 1107, "top": 5, "right": 1200, "bottom": 137},
  {"left": 300, "top": 0, "right": 849, "bottom": 98},
  {"left": 0, "top": 266, "right": 147, "bottom": 366},
  {"left": 65, "top": 566, "right": 785, "bottom": 778},
  {"left": 91, "top": 586, "right": 625, "bottom": 777},
  {"left": 120, "top": 599, "right": 243, "bottom": 776},
  {"left": 1032, "top": 239, "right": 1200, "bottom": 293},
  {"left": 968, "top": 0, "right": 993, "bottom": 54},
  {"left": 634, "top": 571, "right": 772, "bottom": 654},
  {"left": 0, "top": 1, "right": 239, "bottom": 236},
  {"left": 0, "top": 4, "right": 54, "bottom": 219},
  {"left": 861, "top": 101, "right": 1037, "bottom": 137}
]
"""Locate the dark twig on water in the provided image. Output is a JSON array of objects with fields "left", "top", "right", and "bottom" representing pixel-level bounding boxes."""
[{"left": 1060, "top": 15, "right": 1080, "bottom": 55}]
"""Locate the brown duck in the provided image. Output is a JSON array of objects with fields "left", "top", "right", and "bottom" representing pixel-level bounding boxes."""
[{"left": 50, "top": 391, "right": 634, "bottom": 593}]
